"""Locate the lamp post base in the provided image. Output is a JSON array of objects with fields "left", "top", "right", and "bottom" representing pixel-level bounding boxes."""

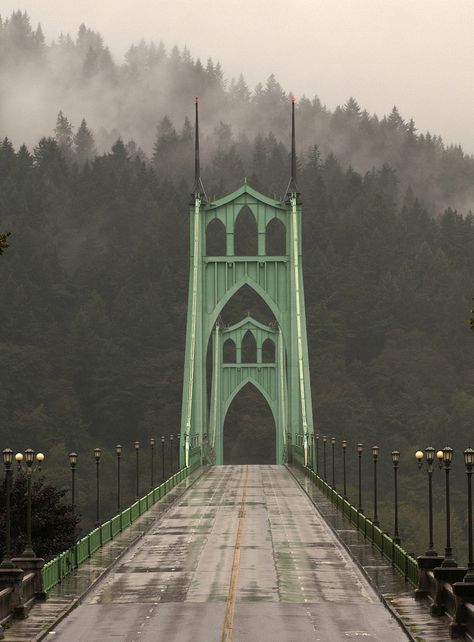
[
  {"left": 415, "top": 555, "right": 444, "bottom": 599},
  {"left": 11, "top": 556, "right": 46, "bottom": 601},
  {"left": 450, "top": 581, "right": 474, "bottom": 638},
  {"left": 431, "top": 567, "right": 468, "bottom": 616}
]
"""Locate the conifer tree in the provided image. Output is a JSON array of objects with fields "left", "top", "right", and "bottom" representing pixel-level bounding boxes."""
[
  {"left": 54, "top": 111, "right": 74, "bottom": 162},
  {"left": 74, "top": 118, "right": 96, "bottom": 166}
]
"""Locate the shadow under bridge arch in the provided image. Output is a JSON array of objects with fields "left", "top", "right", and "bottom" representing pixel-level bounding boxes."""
[{"left": 223, "top": 381, "right": 276, "bottom": 464}]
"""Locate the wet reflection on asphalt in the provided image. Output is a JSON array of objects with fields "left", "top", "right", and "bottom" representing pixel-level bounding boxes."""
[{"left": 52, "top": 466, "right": 407, "bottom": 641}]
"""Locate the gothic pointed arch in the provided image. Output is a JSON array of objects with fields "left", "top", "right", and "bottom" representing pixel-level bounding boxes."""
[
  {"left": 206, "top": 217, "right": 226, "bottom": 255},
  {"left": 266, "top": 217, "right": 286, "bottom": 255},
  {"left": 234, "top": 205, "right": 258, "bottom": 256},
  {"left": 223, "top": 338, "right": 236, "bottom": 363},
  {"left": 241, "top": 330, "right": 257, "bottom": 363},
  {"left": 262, "top": 338, "right": 276, "bottom": 363}
]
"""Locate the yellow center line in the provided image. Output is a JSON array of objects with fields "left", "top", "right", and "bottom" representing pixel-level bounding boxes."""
[{"left": 221, "top": 465, "right": 249, "bottom": 642}]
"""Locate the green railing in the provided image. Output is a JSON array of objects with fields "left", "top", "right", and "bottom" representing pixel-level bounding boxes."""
[
  {"left": 295, "top": 457, "right": 420, "bottom": 587},
  {"left": 42, "top": 462, "right": 199, "bottom": 593}
]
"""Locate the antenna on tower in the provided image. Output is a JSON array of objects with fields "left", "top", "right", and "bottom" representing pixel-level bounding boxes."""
[
  {"left": 285, "top": 95, "right": 300, "bottom": 202},
  {"left": 193, "top": 96, "right": 207, "bottom": 201}
]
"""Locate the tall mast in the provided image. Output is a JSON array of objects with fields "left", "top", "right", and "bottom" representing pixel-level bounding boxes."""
[
  {"left": 286, "top": 95, "right": 299, "bottom": 201},
  {"left": 193, "top": 96, "right": 206, "bottom": 200}
]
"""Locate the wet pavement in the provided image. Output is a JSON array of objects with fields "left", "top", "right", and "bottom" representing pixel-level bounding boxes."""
[
  {"left": 48, "top": 465, "right": 407, "bottom": 641},
  {"left": 2, "top": 469, "right": 203, "bottom": 642},
  {"left": 292, "top": 466, "right": 457, "bottom": 642}
]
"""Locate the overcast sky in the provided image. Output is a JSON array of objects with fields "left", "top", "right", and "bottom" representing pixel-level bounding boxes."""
[{"left": 2, "top": 0, "right": 474, "bottom": 153}]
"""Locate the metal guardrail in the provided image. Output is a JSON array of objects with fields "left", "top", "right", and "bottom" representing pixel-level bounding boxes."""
[
  {"left": 42, "top": 462, "right": 199, "bottom": 593},
  {"left": 295, "top": 454, "right": 420, "bottom": 587}
]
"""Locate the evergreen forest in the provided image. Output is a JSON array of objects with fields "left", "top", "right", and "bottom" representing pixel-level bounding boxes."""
[{"left": 0, "top": 11, "right": 474, "bottom": 558}]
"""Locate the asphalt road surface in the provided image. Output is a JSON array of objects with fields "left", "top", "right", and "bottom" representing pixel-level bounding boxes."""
[{"left": 51, "top": 465, "right": 407, "bottom": 641}]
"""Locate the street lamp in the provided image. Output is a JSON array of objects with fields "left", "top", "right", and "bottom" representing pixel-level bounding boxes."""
[
  {"left": 323, "top": 436, "right": 327, "bottom": 481},
  {"left": 161, "top": 436, "right": 165, "bottom": 481},
  {"left": 315, "top": 434, "right": 320, "bottom": 475},
  {"left": 177, "top": 435, "right": 180, "bottom": 470},
  {"left": 440, "top": 446, "right": 457, "bottom": 567},
  {"left": 69, "top": 453, "right": 78, "bottom": 515},
  {"left": 391, "top": 450, "right": 400, "bottom": 545},
  {"left": 342, "top": 440, "right": 347, "bottom": 498},
  {"left": 16, "top": 449, "right": 44, "bottom": 557},
  {"left": 150, "top": 438, "right": 155, "bottom": 488},
  {"left": 170, "top": 435, "right": 174, "bottom": 475},
  {"left": 134, "top": 441, "right": 140, "bottom": 499},
  {"left": 463, "top": 448, "right": 474, "bottom": 582},
  {"left": 68, "top": 452, "right": 78, "bottom": 567},
  {"left": 310, "top": 433, "right": 314, "bottom": 471},
  {"left": 372, "top": 446, "right": 379, "bottom": 526},
  {"left": 94, "top": 448, "right": 101, "bottom": 531},
  {"left": 331, "top": 437, "right": 336, "bottom": 488},
  {"left": 116, "top": 445, "right": 122, "bottom": 513},
  {"left": 357, "top": 443, "right": 364, "bottom": 513},
  {"left": 415, "top": 447, "right": 438, "bottom": 556},
  {"left": 0, "top": 449, "right": 14, "bottom": 568}
]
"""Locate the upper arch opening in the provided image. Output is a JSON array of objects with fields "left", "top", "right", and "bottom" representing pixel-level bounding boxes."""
[
  {"left": 206, "top": 218, "right": 226, "bottom": 256},
  {"left": 234, "top": 206, "right": 257, "bottom": 256},
  {"left": 266, "top": 217, "right": 286, "bottom": 255}
]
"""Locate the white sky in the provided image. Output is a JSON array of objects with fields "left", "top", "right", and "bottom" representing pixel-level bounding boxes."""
[{"left": 2, "top": 0, "right": 474, "bottom": 153}]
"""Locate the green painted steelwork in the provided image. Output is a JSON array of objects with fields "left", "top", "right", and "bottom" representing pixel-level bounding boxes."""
[{"left": 180, "top": 184, "right": 314, "bottom": 465}]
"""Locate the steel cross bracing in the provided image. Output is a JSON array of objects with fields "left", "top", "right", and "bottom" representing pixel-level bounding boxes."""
[{"left": 180, "top": 182, "right": 314, "bottom": 466}]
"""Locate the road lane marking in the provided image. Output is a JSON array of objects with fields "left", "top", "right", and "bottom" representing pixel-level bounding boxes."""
[{"left": 221, "top": 466, "right": 249, "bottom": 642}]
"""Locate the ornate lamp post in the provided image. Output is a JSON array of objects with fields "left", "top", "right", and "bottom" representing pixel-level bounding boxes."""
[
  {"left": 69, "top": 453, "right": 77, "bottom": 514},
  {"left": 177, "top": 435, "right": 180, "bottom": 470},
  {"left": 68, "top": 452, "right": 78, "bottom": 567},
  {"left": 357, "top": 443, "right": 364, "bottom": 513},
  {"left": 134, "top": 441, "right": 140, "bottom": 499},
  {"left": 331, "top": 437, "right": 336, "bottom": 488},
  {"left": 0, "top": 449, "right": 14, "bottom": 568},
  {"left": 342, "top": 440, "right": 347, "bottom": 498},
  {"left": 150, "top": 438, "right": 155, "bottom": 488},
  {"left": 161, "top": 436, "right": 165, "bottom": 480},
  {"left": 310, "top": 433, "right": 314, "bottom": 470},
  {"left": 440, "top": 446, "right": 457, "bottom": 567},
  {"left": 15, "top": 449, "right": 45, "bottom": 558},
  {"left": 94, "top": 448, "right": 101, "bottom": 531},
  {"left": 415, "top": 447, "right": 438, "bottom": 556},
  {"left": 323, "top": 436, "right": 327, "bottom": 481},
  {"left": 315, "top": 434, "right": 319, "bottom": 475},
  {"left": 391, "top": 450, "right": 400, "bottom": 545},
  {"left": 463, "top": 448, "right": 474, "bottom": 582},
  {"left": 116, "top": 445, "right": 122, "bottom": 512},
  {"left": 170, "top": 435, "right": 174, "bottom": 475},
  {"left": 372, "top": 446, "right": 379, "bottom": 526}
]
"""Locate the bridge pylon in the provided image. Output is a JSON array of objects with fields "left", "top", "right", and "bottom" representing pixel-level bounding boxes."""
[{"left": 180, "top": 97, "right": 313, "bottom": 467}]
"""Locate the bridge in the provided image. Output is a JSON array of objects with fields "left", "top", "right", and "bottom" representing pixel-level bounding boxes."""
[{"left": 1, "top": 100, "right": 473, "bottom": 641}]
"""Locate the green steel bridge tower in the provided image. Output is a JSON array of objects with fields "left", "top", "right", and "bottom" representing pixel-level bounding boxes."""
[{"left": 180, "top": 97, "right": 313, "bottom": 466}]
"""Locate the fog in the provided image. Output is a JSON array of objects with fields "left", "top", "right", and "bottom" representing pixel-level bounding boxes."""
[{"left": 2, "top": 0, "right": 474, "bottom": 153}]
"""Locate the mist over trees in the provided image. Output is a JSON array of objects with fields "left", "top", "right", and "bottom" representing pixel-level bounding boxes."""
[
  {"left": 0, "top": 10, "right": 473, "bottom": 553},
  {"left": 1, "top": 10, "right": 474, "bottom": 215}
]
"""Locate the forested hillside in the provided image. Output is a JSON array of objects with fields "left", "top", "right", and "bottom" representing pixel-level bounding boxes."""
[{"left": 0, "top": 10, "right": 473, "bottom": 554}]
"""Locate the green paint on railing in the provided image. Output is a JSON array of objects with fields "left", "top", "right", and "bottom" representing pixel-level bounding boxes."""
[
  {"left": 299, "top": 461, "right": 420, "bottom": 587},
  {"left": 41, "top": 464, "right": 198, "bottom": 593}
]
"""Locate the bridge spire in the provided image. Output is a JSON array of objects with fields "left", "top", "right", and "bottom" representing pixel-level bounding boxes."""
[
  {"left": 286, "top": 95, "right": 300, "bottom": 202},
  {"left": 193, "top": 96, "right": 206, "bottom": 200}
]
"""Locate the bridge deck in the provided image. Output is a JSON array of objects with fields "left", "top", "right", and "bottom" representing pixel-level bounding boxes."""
[{"left": 52, "top": 465, "right": 406, "bottom": 641}]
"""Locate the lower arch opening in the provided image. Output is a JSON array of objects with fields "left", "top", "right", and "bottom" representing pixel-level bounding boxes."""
[{"left": 223, "top": 382, "right": 276, "bottom": 464}]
